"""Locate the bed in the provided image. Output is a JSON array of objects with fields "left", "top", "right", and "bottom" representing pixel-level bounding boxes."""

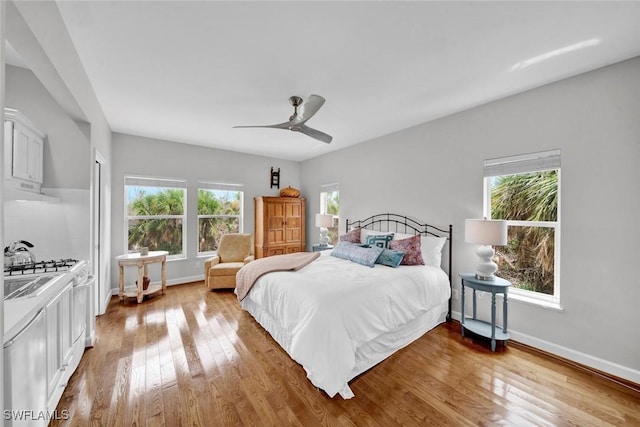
[{"left": 236, "top": 213, "right": 453, "bottom": 399}]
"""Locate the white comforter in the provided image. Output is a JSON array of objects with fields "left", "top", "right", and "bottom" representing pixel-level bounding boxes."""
[{"left": 238, "top": 251, "right": 451, "bottom": 398}]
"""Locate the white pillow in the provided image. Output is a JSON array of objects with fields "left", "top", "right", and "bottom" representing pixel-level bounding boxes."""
[
  {"left": 421, "top": 236, "right": 447, "bottom": 267},
  {"left": 392, "top": 232, "right": 414, "bottom": 241}
]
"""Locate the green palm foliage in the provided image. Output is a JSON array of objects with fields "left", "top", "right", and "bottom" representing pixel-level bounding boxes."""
[
  {"left": 198, "top": 190, "right": 241, "bottom": 252},
  {"left": 491, "top": 170, "right": 558, "bottom": 294},
  {"left": 128, "top": 188, "right": 185, "bottom": 254},
  {"left": 324, "top": 191, "right": 340, "bottom": 244}
]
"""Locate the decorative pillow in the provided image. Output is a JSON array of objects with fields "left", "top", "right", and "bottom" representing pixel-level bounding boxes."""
[
  {"left": 375, "top": 249, "right": 405, "bottom": 268},
  {"left": 389, "top": 235, "right": 424, "bottom": 265},
  {"left": 421, "top": 236, "right": 447, "bottom": 267},
  {"left": 366, "top": 233, "right": 394, "bottom": 249},
  {"left": 361, "top": 229, "right": 392, "bottom": 246},
  {"left": 330, "top": 241, "right": 383, "bottom": 268},
  {"left": 339, "top": 227, "right": 361, "bottom": 244}
]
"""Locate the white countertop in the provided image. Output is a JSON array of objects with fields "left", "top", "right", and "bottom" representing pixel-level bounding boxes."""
[{"left": 115, "top": 250, "right": 168, "bottom": 261}]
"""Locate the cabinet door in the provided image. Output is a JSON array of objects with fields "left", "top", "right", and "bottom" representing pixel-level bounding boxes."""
[
  {"left": 11, "top": 124, "right": 44, "bottom": 183},
  {"left": 284, "top": 201, "right": 303, "bottom": 244},
  {"left": 28, "top": 137, "right": 44, "bottom": 183},
  {"left": 45, "top": 284, "right": 73, "bottom": 403},
  {"left": 59, "top": 285, "right": 73, "bottom": 366},
  {"left": 265, "top": 201, "right": 285, "bottom": 245},
  {"left": 3, "top": 310, "right": 48, "bottom": 427},
  {"left": 45, "top": 294, "right": 62, "bottom": 398},
  {"left": 12, "top": 125, "right": 31, "bottom": 181}
]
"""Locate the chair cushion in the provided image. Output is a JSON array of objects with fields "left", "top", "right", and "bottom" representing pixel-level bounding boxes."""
[
  {"left": 209, "top": 261, "right": 245, "bottom": 276},
  {"left": 218, "top": 234, "right": 252, "bottom": 262}
]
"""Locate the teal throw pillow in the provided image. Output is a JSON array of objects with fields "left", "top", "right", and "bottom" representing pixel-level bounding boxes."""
[
  {"left": 366, "top": 233, "right": 394, "bottom": 249},
  {"left": 375, "top": 249, "right": 405, "bottom": 268}
]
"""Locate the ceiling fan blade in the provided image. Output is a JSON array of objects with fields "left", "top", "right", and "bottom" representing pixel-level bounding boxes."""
[
  {"left": 291, "top": 94, "right": 325, "bottom": 125},
  {"left": 299, "top": 124, "right": 332, "bottom": 144},
  {"left": 233, "top": 121, "right": 291, "bottom": 130}
]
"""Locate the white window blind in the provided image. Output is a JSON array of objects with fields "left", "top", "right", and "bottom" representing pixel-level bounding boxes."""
[
  {"left": 198, "top": 181, "right": 244, "bottom": 191},
  {"left": 320, "top": 182, "right": 339, "bottom": 192},
  {"left": 483, "top": 149, "right": 561, "bottom": 177},
  {"left": 125, "top": 176, "right": 187, "bottom": 188}
]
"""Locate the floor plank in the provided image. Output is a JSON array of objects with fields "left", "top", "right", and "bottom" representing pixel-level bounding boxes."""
[{"left": 51, "top": 282, "right": 640, "bottom": 426}]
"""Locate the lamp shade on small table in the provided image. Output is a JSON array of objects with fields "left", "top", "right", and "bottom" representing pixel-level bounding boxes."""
[
  {"left": 465, "top": 219, "right": 508, "bottom": 280},
  {"left": 315, "top": 214, "right": 334, "bottom": 246}
]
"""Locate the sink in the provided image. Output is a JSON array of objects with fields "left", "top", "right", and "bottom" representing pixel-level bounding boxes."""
[{"left": 4, "top": 275, "right": 59, "bottom": 300}]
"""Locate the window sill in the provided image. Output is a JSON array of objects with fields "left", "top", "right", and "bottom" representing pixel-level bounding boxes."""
[{"left": 509, "top": 291, "right": 564, "bottom": 312}]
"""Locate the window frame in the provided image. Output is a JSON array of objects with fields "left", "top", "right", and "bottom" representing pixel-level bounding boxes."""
[
  {"left": 197, "top": 182, "right": 244, "bottom": 256},
  {"left": 124, "top": 176, "right": 187, "bottom": 260},
  {"left": 482, "top": 150, "right": 561, "bottom": 306}
]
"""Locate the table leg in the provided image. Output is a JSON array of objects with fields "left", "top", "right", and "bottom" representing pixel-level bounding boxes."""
[
  {"left": 119, "top": 264, "right": 124, "bottom": 302},
  {"left": 137, "top": 264, "right": 144, "bottom": 303},
  {"left": 503, "top": 291, "right": 509, "bottom": 347},
  {"left": 161, "top": 259, "right": 166, "bottom": 295},
  {"left": 491, "top": 292, "right": 496, "bottom": 352},
  {"left": 460, "top": 280, "right": 465, "bottom": 336},
  {"left": 472, "top": 289, "right": 477, "bottom": 320}
]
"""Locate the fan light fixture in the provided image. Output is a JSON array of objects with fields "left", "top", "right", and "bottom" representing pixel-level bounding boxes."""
[{"left": 234, "top": 95, "right": 333, "bottom": 144}]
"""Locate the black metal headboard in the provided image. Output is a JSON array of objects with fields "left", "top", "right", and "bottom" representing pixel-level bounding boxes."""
[{"left": 345, "top": 213, "right": 453, "bottom": 321}]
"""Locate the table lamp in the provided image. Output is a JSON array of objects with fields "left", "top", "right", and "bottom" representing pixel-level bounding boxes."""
[
  {"left": 315, "top": 214, "right": 334, "bottom": 246},
  {"left": 465, "top": 218, "right": 508, "bottom": 280}
]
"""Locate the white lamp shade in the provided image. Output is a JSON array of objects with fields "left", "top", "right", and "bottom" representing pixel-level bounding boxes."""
[
  {"left": 315, "top": 214, "right": 334, "bottom": 228},
  {"left": 465, "top": 219, "right": 508, "bottom": 246}
]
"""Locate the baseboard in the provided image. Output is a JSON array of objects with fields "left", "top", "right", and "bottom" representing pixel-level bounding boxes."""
[{"left": 451, "top": 310, "right": 640, "bottom": 388}]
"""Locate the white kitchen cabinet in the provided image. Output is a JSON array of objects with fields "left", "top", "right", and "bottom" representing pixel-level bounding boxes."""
[
  {"left": 45, "top": 282, "right": 74, "bottom": 411},
  {"left": 3, "top": 309, "right": 48, "bottom": 427},
  {"left": 11, "top": 122, "right": 44, "bottom": 183},
  {"left": 3, "top": 108, "right": 45, "bottom": 193}
]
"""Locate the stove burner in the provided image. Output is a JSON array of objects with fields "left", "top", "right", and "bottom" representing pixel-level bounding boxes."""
[{"left": 4, "top": 258, "right": 79, "bottom": 276}]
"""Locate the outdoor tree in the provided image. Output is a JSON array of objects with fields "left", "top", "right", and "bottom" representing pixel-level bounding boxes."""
[{"left": 491, "top": 170, "right": 558, "bottom": 294}]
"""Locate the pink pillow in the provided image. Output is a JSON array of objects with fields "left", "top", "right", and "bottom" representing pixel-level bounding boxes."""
[
  {"left": 340, "top": 227, "right": 361, "bottom": 244},
  {"left": 389, "top": 235, "right": 424, "bottom": 265}
]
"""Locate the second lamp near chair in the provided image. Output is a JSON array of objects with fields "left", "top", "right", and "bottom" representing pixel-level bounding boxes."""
[{"left": 204, "top": 233, "right": 254, "bottom": 290}]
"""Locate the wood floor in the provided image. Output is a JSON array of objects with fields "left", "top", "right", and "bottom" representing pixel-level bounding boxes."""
[{"left": 52, "top": 281, "right": 640, "bottom": 426}]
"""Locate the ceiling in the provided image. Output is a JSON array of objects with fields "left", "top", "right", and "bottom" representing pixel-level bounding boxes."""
[{"left": 17, "top": 1, "right": 640, "bottom": 161}]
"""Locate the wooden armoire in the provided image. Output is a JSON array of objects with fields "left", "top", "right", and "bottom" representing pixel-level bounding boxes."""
[{"left": 254, "top": 196, "right": 306, "bottom": 258}]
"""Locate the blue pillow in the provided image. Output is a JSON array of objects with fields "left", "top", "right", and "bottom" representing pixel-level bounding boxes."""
[
  {"left": 375, "top": 249, "right": 405, "bottom": 268},
  {"left": 330, "top": 241, "right": 384, "bottom": 267},
  {"left": 366, "top": 233, "right": 394, "bottom": 249}
]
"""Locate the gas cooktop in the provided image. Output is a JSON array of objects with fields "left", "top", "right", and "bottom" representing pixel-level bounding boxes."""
[{"left": 4, "top": 258, "right": 80, "bottom": 276}]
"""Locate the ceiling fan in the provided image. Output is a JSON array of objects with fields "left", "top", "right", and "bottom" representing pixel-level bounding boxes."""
[{"left": 234, "top": 94, "right": 332, "bottom": 144}]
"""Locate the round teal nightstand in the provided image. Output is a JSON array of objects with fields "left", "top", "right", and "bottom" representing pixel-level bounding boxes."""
[{"left": 459, "top": 273, "right": 512, "bottom": 351}]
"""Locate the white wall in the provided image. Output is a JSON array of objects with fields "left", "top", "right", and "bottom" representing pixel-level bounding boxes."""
[
  {"left": 111, "top": 132, "right": 301, "bottom": 287},
  {"left": 300, "top": 57, "right": 640, "bottom": 383},
  {"left": 4, "top": 189, "right": 90, "bottom": 261},
  {"left": 5, "top": 65, "right": 90, "bottom": 189}
]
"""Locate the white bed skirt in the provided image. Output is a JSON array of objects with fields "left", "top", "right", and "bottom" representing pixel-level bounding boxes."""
[{"left": 240, "top": 296, "right": 448, "bottom": 399}]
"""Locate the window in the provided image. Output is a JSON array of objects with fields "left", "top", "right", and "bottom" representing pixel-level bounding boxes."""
[
  {"left": 320, "top": 183, "right": 340, "bottom": 245},
  {"left": 198, "top": 182, "right": 244, "bottom": 254},
  {"left": 483, "top": 150, "right": 560, "bottom": 302},
  {"left": 125, "top": 176, "right": 187, "bottom": 258}
]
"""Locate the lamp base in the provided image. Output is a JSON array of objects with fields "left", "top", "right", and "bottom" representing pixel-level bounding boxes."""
[
  {"left": 319, "top": 228, "right": 329, "bottom": 246},
  {"left": 474, "top": 245, "right": 498, "bottom": 281}
]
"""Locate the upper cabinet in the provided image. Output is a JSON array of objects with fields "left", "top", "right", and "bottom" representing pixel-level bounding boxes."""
[{"left": 4, "top": 108, "right": 45, "bottom": 193}]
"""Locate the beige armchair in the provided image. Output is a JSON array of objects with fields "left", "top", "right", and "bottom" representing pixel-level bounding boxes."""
[{"left": 204, "top": 233, "right": 254, "bottom": 290}]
